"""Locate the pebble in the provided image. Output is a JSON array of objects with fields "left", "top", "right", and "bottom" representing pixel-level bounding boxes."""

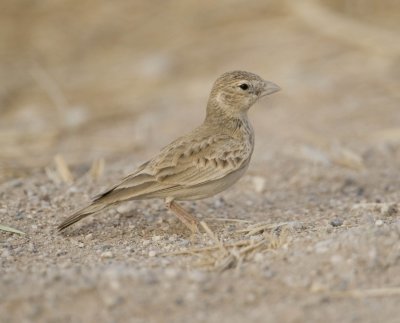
[
  {"left": 213, "top": 197, "right": 225, "bottom": 208},
  {"left": 148, "top": 250, "right": 157, "bottom": 257},
  {"left": 165, "top": 267, "right": 180, "bottom": 279},
  {"left": 168, "top": 234, "right": 178, "bottom": 242},
  {"left": 56, "top": 250, "right": 68, "bottom": 257},
  {"left": 381, "top": 204, "right": 397, "bottom": 217},
  {"left": 314, "top": 239, "right": 333, "bottom": 254},
  {"left": 161, "top": 224, "right": 170, "bottom": 231},
  {"left": 152, "top": 235, "right": 162, "bottom": 242},
  {"left": 2, "top": 249, "right": 11, "bottom": 258},
  {"left": 287, "top": 221, "right": 305, "bottom": 230},
  {"left": 254, "top": 253, "right": 264, "bottom": 262},
  {"left": 178, "top": 239, "right": 189, "bottom": 246},
  {"left": 116, "top": 203, "right": 134, "bottom": 214},
  {"left": 375, "top": 219, "right": 383, "bottom": 226},
  {"left": 85, "top": 233, "right": 93, "bottom": 240},
  {"left": 330, "top": 254, "right": 343, "bottom": 265},
  {"left": 251, "top": 176, "right": 266, "bottom": 193},
  {"left": 330, "top": 218, "right": 343, "bottom": 227},
  {"left": 188, "top": 270, "right": 207, "bottom": 283},
  {"left": 101, "top": 251, "right": 114, "bottom": 259}
]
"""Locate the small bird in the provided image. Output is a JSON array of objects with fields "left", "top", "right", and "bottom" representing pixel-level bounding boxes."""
[{"left": 58, "top": 71, "right": 280, "bottom": 233}]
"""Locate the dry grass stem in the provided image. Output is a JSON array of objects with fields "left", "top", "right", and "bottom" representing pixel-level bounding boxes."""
[
  {"left": 162, "top": 222, "right": 289, "bottom": 272},
  {"left": 236, "top": 221, "right": 291, "bottom": 236},
  {"left": 203, "top": 218, "right": 253, "bottom": 223},
  {"left": 200, "top": 221, "right": 228, "bottom": 254},
  {"left": 89, "top": 158, "right": 105, "bottom": 180},
  {"left": 0, "top": 224, "right": 25, "bottom": 235},
  {"left": 328, "top": 288, "right": 400, "bottom": 299},
  {"left": 160, "top": 239, "right": 257, "bottom": 256},
  {"left": 54, "top": 154, "right": 74, "bottom": 184}
]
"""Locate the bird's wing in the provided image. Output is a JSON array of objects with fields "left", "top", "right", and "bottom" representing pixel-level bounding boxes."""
[
  {"left": 146, "top": 133, "right": 251, "bottom": 186},
  {"left": 93, "top": 133, "right": 251, "bottom": 202}
]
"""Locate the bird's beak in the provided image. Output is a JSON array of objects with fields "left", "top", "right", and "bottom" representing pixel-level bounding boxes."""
[{"left": 261, "top": 81, "right": 281, "bottom": 97}]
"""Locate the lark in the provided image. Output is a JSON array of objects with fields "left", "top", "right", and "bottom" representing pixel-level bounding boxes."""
[{"left": 58, "top": 71, "right": 280, "bottom": 233}]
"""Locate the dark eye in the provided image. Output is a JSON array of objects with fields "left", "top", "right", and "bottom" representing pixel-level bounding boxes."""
[{"left": 239, "top": 83, "right": 249, "bottom": 90}]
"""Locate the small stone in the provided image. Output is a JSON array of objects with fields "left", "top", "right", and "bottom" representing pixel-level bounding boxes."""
[
  {"left": 101, "top": 251, "right": 114, "bottom": 259},
  {"left": 169, "top": 234, "right": 178, "bottom": 242},
  {"left": 165, "top": 268, "right": 180, "bottom": 279},
  {"left": 178, "top": 239, "right": 189, "bottom": 246},
  {"left": 78, "top": 242, "right": 84, "bottom": 248},
  {"left": 85, "top": 233, "right": 93, "bottom": 240},
  {"left": 310, "top": 281, "right": 325, "bottom": 293},
  {"left": 251, "top": 176, "right": 266, "bottom": 193},
  {"left": 188, "top": 270, "right": 207, "bottom": 283},
  {"left": 254, "top": 253, "right": 264, "bottom": 262},
  {"left": 330, "top": 218, "right": 343, "bottom": 227},
  {"left": 15, "top": 212, "right": 24, "bottom": 220},
  {"left": 287, "top": 221, "right": 305, "bottom": 230},
  {"left": 152, "top": 235, "right": 162, "bottom": 242},
  {"left": 116, "top": 203, "right": 134, "bottom": 214},
  {"left": 213, "top": 198, "right": 224, "bottom": 208},
  {"left": 161, "top": 224, "right": 170, "bottom": 231},
  {"left": 381, "top": 204, "right": 398, "bottom": 217},
  {"left": 375, "top": 219, "right": 383, "bottom": 226},
  {"left": 148, "top": 250, "right": 157, "bottom": 257},
  {"left": 330, "top": 254, "right": 343, "bottom": 265},
  {"left": 314, "top": 239, "right": 332, "bottom": 254}
]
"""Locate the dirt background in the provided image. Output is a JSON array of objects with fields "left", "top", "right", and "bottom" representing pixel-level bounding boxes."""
[{"left": 1, "top": 0, "right": 400, "bottom": 322}]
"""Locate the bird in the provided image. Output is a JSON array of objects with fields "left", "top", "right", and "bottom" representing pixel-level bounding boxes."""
[{"left": 58, "top": 71, "right": 280, "bottom": 233}]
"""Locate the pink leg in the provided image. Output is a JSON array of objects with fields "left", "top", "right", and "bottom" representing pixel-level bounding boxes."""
[{"left": 165, "top": 200, "right": 200, "bottom": 234}]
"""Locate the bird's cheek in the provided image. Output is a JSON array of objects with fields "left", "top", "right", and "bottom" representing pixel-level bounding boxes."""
[{"left": 216, "top": 92, "right": 232, "bottom": 105}]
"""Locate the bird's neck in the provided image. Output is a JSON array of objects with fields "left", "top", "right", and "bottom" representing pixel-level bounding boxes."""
[{"left": 205, "top": 99, "right": 249, "bottom": 128}]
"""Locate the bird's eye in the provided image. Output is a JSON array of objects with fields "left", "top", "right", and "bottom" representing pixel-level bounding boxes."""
[{"left": 239, "top": 83, "right": 249, "bottom": 90}]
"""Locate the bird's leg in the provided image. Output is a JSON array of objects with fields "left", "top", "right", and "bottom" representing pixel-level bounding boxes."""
[{"left": 165, "top": 199, "right": 200, "bottom": 234}]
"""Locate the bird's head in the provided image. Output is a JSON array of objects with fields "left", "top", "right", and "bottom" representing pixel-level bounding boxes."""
[{"left": 207, "top": 70, "right": 280, "bottom": 119}]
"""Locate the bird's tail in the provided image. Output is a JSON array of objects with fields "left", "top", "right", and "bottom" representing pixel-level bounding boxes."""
[{"left": 58, "top": 202, "right": 106, "bottom": 231}]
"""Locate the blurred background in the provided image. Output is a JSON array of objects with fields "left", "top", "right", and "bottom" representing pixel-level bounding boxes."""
[{"left": 1, "top": 0, "right": 399, "bottom": 183}]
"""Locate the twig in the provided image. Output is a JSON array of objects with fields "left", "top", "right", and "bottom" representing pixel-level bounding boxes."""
[
  {"left": 200, "top": 221, "right": 228, "bottom": 254},
  {"left": 327, "top": 288, "right": 400, "bottom": 299},
  {"left": 0, "top": 225, "right": 25, "bottom": 235},
  {"left": 159, "top": 240, "right": 254, "bottom": 256},
  {"left": 236, "top": 222, "right": 290, "bottom": 236},
  {"left": 88, "top": 158, "right": 105, "bottom": 180},
  {"left": 54, "top": 154, "right": 74, "bottom": 184},
  {"left": 203, "top": 218, "right": 253, "bottom": 223}
]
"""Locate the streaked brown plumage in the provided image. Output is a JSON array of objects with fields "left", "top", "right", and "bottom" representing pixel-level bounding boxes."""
[{"left": 58, "top": 71, "right": 280, "bottom": 233}]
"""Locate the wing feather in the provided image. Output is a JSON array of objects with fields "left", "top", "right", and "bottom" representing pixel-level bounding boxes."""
[{"left": 93, "top": 133, "right": 251, "bottom": 202}]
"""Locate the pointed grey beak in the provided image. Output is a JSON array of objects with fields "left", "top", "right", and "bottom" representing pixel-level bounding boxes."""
[{"left": 262, "top": 80, "right": 281, "bottom": 96}]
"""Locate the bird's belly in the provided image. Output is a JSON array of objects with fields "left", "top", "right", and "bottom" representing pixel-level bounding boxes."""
[{"left": 173, "top": 165, "right": 249, "bottom": 201}]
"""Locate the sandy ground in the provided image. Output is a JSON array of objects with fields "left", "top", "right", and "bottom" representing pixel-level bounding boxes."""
[{"left": 1, "top": 1, "right": 400, "bottom": 322}]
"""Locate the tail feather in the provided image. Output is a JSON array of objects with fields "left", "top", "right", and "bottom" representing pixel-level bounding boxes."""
[{"left": 58, "top": 202, "right": 106, "bottom": 231}]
